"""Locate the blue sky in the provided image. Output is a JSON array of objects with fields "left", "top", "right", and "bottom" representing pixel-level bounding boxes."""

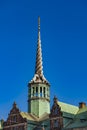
[{"left": 0, "top": 0, "right": 87, "bottom": 119}]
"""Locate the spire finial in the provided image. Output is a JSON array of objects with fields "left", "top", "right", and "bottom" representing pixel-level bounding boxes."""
[
  {"left": 38, "top": 16, "right": 40, "bottom": 31},
  {"left": 13, "top": 101, "right": 17, "bottom": 108}
]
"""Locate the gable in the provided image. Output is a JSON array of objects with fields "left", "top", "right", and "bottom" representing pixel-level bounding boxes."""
[{"left": 3, "top": 102, "right": 27, "bottom": 129}]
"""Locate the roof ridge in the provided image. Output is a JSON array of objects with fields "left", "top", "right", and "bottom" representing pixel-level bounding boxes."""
[{"left": 58, "top": 101, "right": 78, "bottom": 108}]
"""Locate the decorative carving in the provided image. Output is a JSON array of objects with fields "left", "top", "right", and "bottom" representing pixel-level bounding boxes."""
[
  {"left": 49, "top": 96, "right": 63, "bottom": 130},
  {"left": 3, "top": 102, "right": 27, "bottom": 130}
]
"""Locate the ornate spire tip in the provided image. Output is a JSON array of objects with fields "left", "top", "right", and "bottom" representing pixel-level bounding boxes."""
[{"left": 38, "top": 17, "right": 40, "bottom": 31}]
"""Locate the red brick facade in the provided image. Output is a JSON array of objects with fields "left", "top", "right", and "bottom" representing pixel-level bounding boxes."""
[
  {"left": 49, "top": 96, "right": 63, "bottom": 130},
  {"left": 3, "top": 102, "right": 27, "bottom": 130}
]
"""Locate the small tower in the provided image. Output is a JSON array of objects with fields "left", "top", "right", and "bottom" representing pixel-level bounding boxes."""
[{"left": 28, "top": 17, "right": 50, "bottom": 117}]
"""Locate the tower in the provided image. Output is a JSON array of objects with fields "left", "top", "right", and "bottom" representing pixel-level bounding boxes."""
[{"left": 28, "top": 17, "right": 50, "bottom": 117}]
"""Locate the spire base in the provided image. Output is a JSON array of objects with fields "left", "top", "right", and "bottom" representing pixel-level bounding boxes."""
[{"left": 29, "top": 74, "right": 50, "bottom": 85}]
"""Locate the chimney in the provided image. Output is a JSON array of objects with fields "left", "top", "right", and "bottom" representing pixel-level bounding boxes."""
[{"left": 79, "top": 102, "right": 86, "bottom": 109}]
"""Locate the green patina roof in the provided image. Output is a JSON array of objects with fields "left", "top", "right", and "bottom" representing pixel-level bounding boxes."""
[
  {"left": 58, "top": 101, "right": 79, "bottom": 118},
  {"left": 68, "top": 107, "right": 87, "bottom": 128},
  {"left": 66, "top": 119, "right": 87, "bottom": 129},
  {"left": 20, "top": 112, "right": 38, "bottom": 121},
  {"left": 58, "top": 101, "right": 87, "bottom": 129},
  {"left": 20, "top": 112, "right": 49, "bottom": 122},
  {"left": 21, "top": 102, "right": 87, "bottom": 129},
  {"left": 76, "top": 111, "right": 87, "bottom": 120},
  {"left": 62, "top": 106, "right": 87, "bottom": 128},
  {"left": 77, "top": 106, "right": 87, "bottom": 116}
]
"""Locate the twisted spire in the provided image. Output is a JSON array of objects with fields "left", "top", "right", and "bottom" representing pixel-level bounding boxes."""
[
  {"left": 30, "top": 17, "right": 49, "bottom": 85},
  {"left": 35, "top": 17, "right": 43, "bottom": 76}
]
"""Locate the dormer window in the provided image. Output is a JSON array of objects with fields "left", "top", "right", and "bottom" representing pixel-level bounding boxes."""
[
  {"left": 54, "top": 108, "right": 58, "bottom": 115},
  {"left": 80, "top": 119, "right": 87, "bottom": 122}
]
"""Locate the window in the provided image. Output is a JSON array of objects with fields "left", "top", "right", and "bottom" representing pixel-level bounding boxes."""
[
  {"left": 20, "top": 126, "right": 24, "bottom": 130},
  {"left": 54, "top": 108, "right": 58, "bottom": 115},
  {"left": 54, "top": 120, "right": 58, "bottom": 127},
  {"left": 13, "top": 127, "right": 17, "bottom": 130},
  {"left": 44, "top": 87, "right": 45, "bottom": 97},
  {"left": 36, "top": 87, "right": 38, "bottom": 97},
  {"left": 33, "top": 87, "right": 34, "bottom": 96},
  {"left": 47, "top": 87, "right": 49, "bottom": 97},
  {"left": 40, "top": 87, "right": 42, "bottom": 97},
  {"left": 80, "top": 119, "right": 87, "bottom": 122},
  {"left": 13, "top": 116, "right": 16, "bottom": 123}
]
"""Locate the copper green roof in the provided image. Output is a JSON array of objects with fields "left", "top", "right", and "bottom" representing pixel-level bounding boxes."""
[
  {"left": 20, "top": 112, "right": 49, "bottom": 122},
  {"left": 21, "top": 101, "right": 87, "bottom": 129},
  {"left": 20, "top": 112, "right": 38, "bottom": 121},
  {"left": 59, "top": 103, "right": 87, "bottom": 129},
  {"left": 66, "top": 120, "right": 87, "bottom": 129},
  {"left": 58, "top": 101, "right": 79, "bottom": 118},
  {"left": 77, "top": 106, "right": 87, "bottom": 115},
  {"left": 76, "top": 108, "right": 87, "bottom": 120}
]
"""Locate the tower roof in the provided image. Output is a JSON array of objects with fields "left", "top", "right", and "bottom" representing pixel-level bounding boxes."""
[{"left": 30, "top": 17, "right": 49, "bottom": 85}]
